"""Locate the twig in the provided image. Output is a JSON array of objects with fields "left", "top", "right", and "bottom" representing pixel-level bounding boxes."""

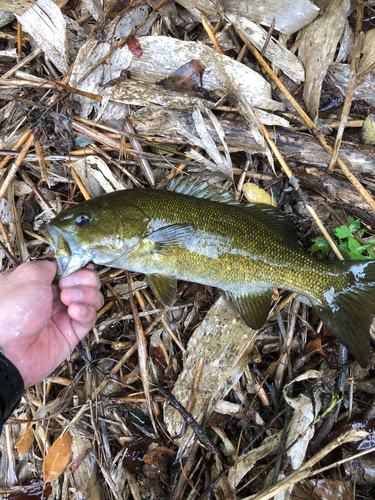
[
  {"left": 124, "top": 118, "right": 154, "bottom": 187},
  {"left": 201, "top": 13, "right": 224, "bottom": 54},
  {"left": 0, "top": 47, "right": 42, "bottom": 80},
  {"left": 127, "top": 271, "right": 158, "bottom": 435},
  {"left": 156, "top": 385, "right": 227, "bottom": 463},
  {"left": 328, "top": 5, "right": 364, "bottom": 172},
  {"left": 0, "top": 134, "right": 34, "bottom": 202}
]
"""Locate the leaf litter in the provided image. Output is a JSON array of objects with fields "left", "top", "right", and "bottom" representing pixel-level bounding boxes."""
[{"left": 0, "top": 0, "right": 375, "bottom": 499}]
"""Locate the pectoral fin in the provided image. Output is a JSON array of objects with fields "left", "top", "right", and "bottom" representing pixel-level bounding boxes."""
[
  {"left": 147, "top": 274, "right": 177, "bottom": 307},
  {"left": 145, "top": 224, "right": 194, "bottom": 255},
  {"left": 226, "top": 288, "right": 274, "bottom": 330}
]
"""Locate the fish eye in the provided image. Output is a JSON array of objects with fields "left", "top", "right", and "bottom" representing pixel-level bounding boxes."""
[{"left": 75, "top": 214, "right": 91, "bottom": 226}]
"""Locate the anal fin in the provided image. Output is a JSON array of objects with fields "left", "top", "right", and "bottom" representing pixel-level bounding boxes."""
[
  {"left": 147, "top": 274, "right": 177, "bottom": 307},
  {"left": 226, "top": 288, "right": 274, "bottom": 330}
]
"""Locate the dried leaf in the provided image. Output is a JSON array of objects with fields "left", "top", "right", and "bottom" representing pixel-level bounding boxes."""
[
  {"left": 0, "top": 8, "right": 15, "bottom": 25},
  {"left": 225, "top": 12, "right": 305, "bottom": 84},
  {"left": 164, "top": 296, "right": 257, "bottom": 456},
  {"left": 125, "top": 36, "right": 143, "bottom": 57},
  {"left": 328, "top": 62, "right": 375, "bottom": 108},
  {"left": 358, "top": 29, "right": 375, "bottom": 79},
  {"left": 143, "top": 446, "right": 176, "bottom": 477},
  {"left": 122, "top": 438, "right": 150, "bottom": 474},
  {"left": 0, "top": 0, "right": 35, "bottom": 15},
  {"left": 69, "top": 8, "right": 155, "bottom": 118},
  {"left": 8, "top": 478, "right": 52, "bottom": 500},
  {"left": 177, "top": 105, "right": 232, "bottom": 178},
  {"left": 224, "top": 0, "right": 319, "bottom": 35},
  {"left": 14, "top": 421, "right": 35, "bottom": 458},
  {"left": 228, "top": 432, "right": 281, "bottom": 488},
  {"left": 17, "top": 0, "right": 69, "bottom": 73},
  {"left": 242, "top": 183, "right": 277, "bottom": 206},
  {"left": 292, "top": 479, "right": 352, "bottom": 500},
  {"left": 43, "top": 432, "right": 73, "bottom": 483},
  {"left": 299, "top": 0, "right": 350, "bottom": 119},
  {"left": 362, "top": 114, "right": 375, "bottom": 146},
  {"left": 158, "top": 59, "right": 203, "bottom": 91}
]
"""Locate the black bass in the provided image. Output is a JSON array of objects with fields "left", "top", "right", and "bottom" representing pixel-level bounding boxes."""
[{"left": 40, "top": 177, "right": 375, "bottom": 367}]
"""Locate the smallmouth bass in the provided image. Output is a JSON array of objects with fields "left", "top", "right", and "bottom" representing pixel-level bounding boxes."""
[{"left": 40, "top": 177, "right": 375, "bottom": 367}]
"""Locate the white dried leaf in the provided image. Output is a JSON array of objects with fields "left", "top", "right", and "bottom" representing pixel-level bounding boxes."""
[
  {"left": 0, "top": 48, "right": 17, "bottom": 59},
  {"left": 164, "top": 296, "right": 257, "bottom": 457},
  {"left": 69, "top": 5, "right": 155, "bottom": 118},
  {"left": 129, "top": 37, "right": 281, "bottom": 112},
  {"left": 228, "top": 432, "right": 281, "bottom": 488},
  {"left": 81, "top": 0, "right": 102, "bottom": 20},
  {"left": 0, "top": 198, "right": 12, "bottom": 224},
  {"left": 299, "top": 0, "right": 350, "bottom": 119},
  {"left": 327, "top": 62, "right": 375, "bottom": 107},
  {"left": 107, "top": 281, "right": 148, "bottom": 299},
  {"left": 68, "top": 156, "right": 124, "bottom": 197},
  {"left": 0, "top": 9, "right": 14, "bottom": 27},
  {"left": 177, "top": 105, "right": 232, "bottom": 178},
  {"left": 253, "top": 109, "right": 290, "bottom": 128},
  {"left": 13, "top": 180, "right": 32, "bottom": 196},
  {"left": 0, "top": 0, "right": 35, "bottom": 15},
  {"left": 273, "top": 372, "right": 322, "bottom": 500},
  {"left": 86, "top": 156, "right": 125, "bottom": 193},
  {"left": 336, "top": 19, "right": 355, "bottom": 64},
  {"left": 17, "top": 0, "right": 69, "bottom": 73},
  {"left": 225, "top": 12, "right": 305, "bottom": 84},
  {"left": 222, "top": 0, "right": 319, "bottom": 35},
  {"left": 70, "top": 428, "right": 104, "bottom": 499},
  {"left": 358, "top": 28, "right": 375, "bottom": 79}
]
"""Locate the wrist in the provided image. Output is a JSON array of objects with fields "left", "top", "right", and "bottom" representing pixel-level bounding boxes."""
[{"left": 0, "top": 348, "right": 24, "bottom": 424}]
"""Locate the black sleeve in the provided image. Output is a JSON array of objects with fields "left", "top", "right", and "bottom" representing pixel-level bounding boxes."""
[{"left": 0, "top": 351, "right": 24, "bottom": 432}]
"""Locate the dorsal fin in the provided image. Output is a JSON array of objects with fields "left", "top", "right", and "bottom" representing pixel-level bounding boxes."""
[
  {"left": 167, "top": 176, "right": 239, "bottom": 205},
  {"left": 243, "top": 204, "right": 297, "bottom": 246},
  {"left": 168, "top": 176, "right": 297, "bottom": 245}
]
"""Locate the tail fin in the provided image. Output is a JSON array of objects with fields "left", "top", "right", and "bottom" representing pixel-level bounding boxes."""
[{"left": 313, "top": 260, "right": 375, "bottom": 367}]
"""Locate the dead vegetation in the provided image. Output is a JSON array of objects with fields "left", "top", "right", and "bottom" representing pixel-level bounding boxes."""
[{"left": 0, "top": 0, "right": 375, "bottom": 498}]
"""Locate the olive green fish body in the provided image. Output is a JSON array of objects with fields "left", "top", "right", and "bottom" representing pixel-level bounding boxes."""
[
  {"left": 41, "top": 177, "right": 375, "bottom": 367},
  {"left": 113, "top": 188, "right": 338, "bottom": 299}
]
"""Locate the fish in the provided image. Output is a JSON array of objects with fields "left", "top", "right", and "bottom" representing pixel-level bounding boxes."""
[{"left": 40, "top": 176, "right": 375, "bottom": 367}]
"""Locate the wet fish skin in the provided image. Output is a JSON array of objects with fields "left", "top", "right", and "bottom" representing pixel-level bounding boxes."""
[{"left": 40, "top": 178, "right": 375, "bottom": 367}]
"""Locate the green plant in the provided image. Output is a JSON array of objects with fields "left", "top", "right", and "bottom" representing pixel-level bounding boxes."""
[{"left": 311, "top": 216, "right": 375, "bottom": 260}]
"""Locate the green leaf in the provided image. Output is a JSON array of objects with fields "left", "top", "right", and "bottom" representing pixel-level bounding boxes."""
[
  {"left": 348, "top": 235, "right": 359, "bottom": 252},
  {"left": 311, "top": 236, "right": 331, "bottom": 253},
  {"left": 349, "top": 216, "right": 360, "bottom": 229},
  {"left": 335, "top": 225, "right": 350, "bottom": 239}
]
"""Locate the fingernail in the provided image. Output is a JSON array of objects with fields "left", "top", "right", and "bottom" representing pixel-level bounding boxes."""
[
  {"left": 79, "top": 304, "right": 87, "bottom": 316},
  {"left": 67, "top": 288, "right": 83, "bottom": 302}
]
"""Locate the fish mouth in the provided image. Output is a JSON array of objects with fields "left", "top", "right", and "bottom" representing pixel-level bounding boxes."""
[{"left": 39, "top": 224, "right": 92, "bottom": 280}]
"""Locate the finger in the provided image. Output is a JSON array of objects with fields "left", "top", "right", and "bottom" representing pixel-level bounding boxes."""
[
  {"left": 59, "top": 268, "right": 101, "bottom": 290},
  {"left": 68, "top": 303, "right": 97, "bottom": 331},
  {"left": 14, "top": 259, "right": 58, "bottom": 284},
  {"left": 60, "top": 285, "right": 104, "bottom": 311}
]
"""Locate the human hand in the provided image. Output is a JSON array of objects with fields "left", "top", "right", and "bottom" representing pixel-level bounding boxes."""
[{"left": 0, "top": 259, "right": 104, "bottom": 387}]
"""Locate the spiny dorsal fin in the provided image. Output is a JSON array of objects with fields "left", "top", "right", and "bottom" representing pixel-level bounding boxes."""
[{"left": 167, "top": 176, "right": 239, "bottom": 205}]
